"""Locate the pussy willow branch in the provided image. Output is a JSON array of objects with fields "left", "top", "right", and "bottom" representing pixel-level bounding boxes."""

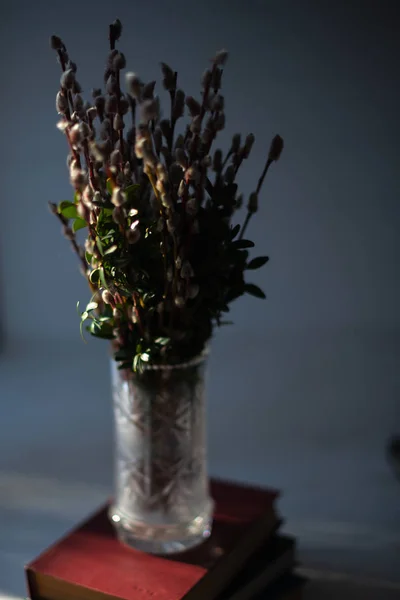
[
  {"left": 49, "top": 202, "right": 89, "bottom": 276},
  {"left": 239, "top": 158, "right": 273, "bottom": 240}
]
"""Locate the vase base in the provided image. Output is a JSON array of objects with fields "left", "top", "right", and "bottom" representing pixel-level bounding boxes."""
[{"left": 109, "top": 503, "right": 214, "bottom": 555}]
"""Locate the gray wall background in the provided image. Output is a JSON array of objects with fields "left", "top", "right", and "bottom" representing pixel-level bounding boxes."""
[{"left": 1, "top": 0, "right": 400, "bottom": 593}]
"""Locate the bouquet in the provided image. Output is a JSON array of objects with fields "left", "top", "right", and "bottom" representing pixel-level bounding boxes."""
[{"left": 49, "top": 19, "right": 283, "bottom": 372}]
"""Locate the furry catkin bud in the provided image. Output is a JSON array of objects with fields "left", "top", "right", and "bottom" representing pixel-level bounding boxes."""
[
  {"left": 77, "top": 201, "right": 90, "bottom": 220},
  {"left": 201, "top": 69, "right": 212, "bottom": 89},
  {"left": 202, "top": 128, "right": 213, "bottom": 145},
  {"left": 48, "top": 202, "right": 58, "bottom": 215},
  {"left": 188, "top": 283, "right": 199, "bottom": 299},
  {"left": 125, "top": 72, "right": 142, "bottom": 100},
  {"left": 70, "top": 168, "right": 86, "bottom": 189},
  {"left": 105, "top": 95, "right": 117, "bottom": 114},
  {"left": 126, "top": 228, "right": 141, "bottom": 244},
  {"left": 185, "top": 96, "right": 201, "bottom": 117},
  {"left": 190, "top": 115, "right": 202, "bottom": 135},
  {"left": 60, "top": 69, "right": 75, "bottom": 89},
  {"left": 186, "top": 197, "right": 198, "bottom": 216},
  {"left": 268, "top": 134, "right": 284, "bottom": 162},
  {"left": 161, "top": 62, "right": 176, "bottom": 91},
  {"left": 93, "top": 191, "right": 102, "bottom": 205},
  {"left": 119, "top": 95, "right": 129, "bottom": 114},
  {"left": 166, "top": 218, "right": 175, "bottom": 233},
  {"left": 79, "top": 122, "right": 91, "bottom": 139},
  {"left": 123, "top": 161, "right": 132, "bottom": 177},
  {"left": 161, "top": 194, "right": 173, "bottom": 209},
  {"left": 111, "top": 187, "right": 126, "bottom": 207},
  {"left": 72, "top": 80, "right": 82, "bottom": 94},
  {"left": 174, "top": 296, "right": 185, "bottom": 308},
  {"left": 175, "top": 148, "right": 187, "bottom": 169},
  {"left": 213, "top": 149, "right": 223, "bottom": 172},
  {"left": 231, "top": 133, "right": 241, "bottom": 153},
  {"left": 87, "top": 106, "right": 97, "bottom": 121},
  {"left": 211, "top": 94, "right": 224, "bottom": 111},
  {"left": 211, "top": 68, "right": 222, "bottom": 91},
  {"left": 214, "top": 112, "right": 225, "bottom": 131},
  {"left": 56, "top": 91, "right": 68, "bottom": 114},
  {"left": 57, "top": 119, "right": 69, "bottom": 132},
  {"left": 172, "top": 89, "right": 185, "bottom": 120},
  {"left": 248, "top": 192, "right": 258, "bottom": 214},
  {"left": 92, "top": 88, "right": 102, "bottom": 98},
  {"left": 159, "top": 119, "right": 171, "bottom": 139},
  {"left": 181, "top": 261, "right": 194, "bottom": 278},
  {"left": 69, "top": 123, "right": 82, "bottom": 145},
  {"left": 112, "top": 206, "right": 125, "bottom": 225},
  {"left": 178, "top": 179, "right": 186, "bottom": 198},
  {"left": 213, "top": 49, "right": 229, "bottom": 66},
  {"left": 110, "top": 149, "right": 122, "bottom": 166},
  {"left": 102, "top": 289, "right": 114, "bottom": 305},
  {"left": 174, "top": 134, "right": 185, "bottom": 149},
  {"left": 106, "top": 75, "right": 118, "bottom": 95},
  {"left": 235, "top": 194, "right": 243, "bottom": 209},
  {"left": 94, "top": 93, "right": 105, "bottom": 109},
  {"left": 140, "top": 99, "right": 159, "bottom": 123},
  {"left": 74, "top": 94, "right": 84, "bottom": 111},
  {"left": 243, "top": 133, "right": 255, "bottom": 159},
  {"left": 142, "top": 81, "right": 156, "bottom": 99},
  {"left": 50, "top": 35, "right": 63, "bottom": 50},
  {"left": 110, "top": 19, "right": 122, "bottom": 41},
  {"left": 113, "top": 113, "right": 124, "bottom": 131},
  {"left": 67, "top": 61, "right": 77, "bottom": 73},
  {"left": 82, "top": 184, "right": 94, "bottom": 205},
  {"left": 224, "top": 165, "right": 235, "bottom": 184},
  {"left": 112, "top": 51, "right": 126, "bottom": 70}
]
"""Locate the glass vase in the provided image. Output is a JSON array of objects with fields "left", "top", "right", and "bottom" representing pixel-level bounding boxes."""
[{"left": 109, "top": 351, "right": 214, "bottom": 554}]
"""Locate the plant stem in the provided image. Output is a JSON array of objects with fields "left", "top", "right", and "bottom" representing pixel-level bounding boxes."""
[
  {"left": 238, "top": 211, "right": 251, "bottom": 240},
  {"left": 256, "top": 158, "right": 272, "bottom": 195},
  {"left": 238, "top": 158, "right": 273, "bottom": 240}
]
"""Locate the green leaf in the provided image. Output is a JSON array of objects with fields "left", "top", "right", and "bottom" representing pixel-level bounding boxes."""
[
  {"left": 232, "top": 239, "right": 255, "bottom": 249},
  {"left": 88, "top": 320, "right": 114, "bottom": 339},
  {"left": 58, "top": 201, "right": 78, "bottom": 219},
  {"left": 99, "top": 267, "right": 108, "bottom": 290},
  {"left": 89, "top": 268, "right": 100, "bottom": 284},
  {"left": 155, "top": 337, "right": 170, "bottom": 346},
  {"left": 104, "top": 244, "right": 118, "bottom": 255},
  {"left": 79, "top": 311, "right": 88, "bottom": 343},
  {"left": 229, "top": 224, "right": 240, "bottom": 240},
  {"left": 247, "top": 256, "right": 269, "bottom": 270},
  {"left": 244, "top": 283, "right": 266, "bottom": 299},
  {"left": 73, "top": 218, "right": 87, "bottom": 232},
  {"left": 95, "top": 236, "right": 104, "bottom": 256},
  {"left": 125, "top": 184, "right": 140, "bottom": 201},
  {"left": 86, "top": 301, "right": 98, "bottom": 312}
]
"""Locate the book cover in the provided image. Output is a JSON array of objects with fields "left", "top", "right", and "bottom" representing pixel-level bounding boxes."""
[
  {"left": 219, "top": 536, "right": 296, "bottom": 600},
  {"left": 26, "top": 478, "right": 279, "bottom": 600}
]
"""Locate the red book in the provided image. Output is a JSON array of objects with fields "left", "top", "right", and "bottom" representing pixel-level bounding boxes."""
[{"left": 26, "top": 478, "right": 279, "bottom": 600}]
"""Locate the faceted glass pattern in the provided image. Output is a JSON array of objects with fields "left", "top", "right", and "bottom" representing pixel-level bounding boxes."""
[{"left": 109, "top": 353, "right": 213, "bottom": 554}]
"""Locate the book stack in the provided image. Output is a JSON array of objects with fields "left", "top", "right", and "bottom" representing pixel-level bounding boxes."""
[{"left": 26, "top": 479, "right": 306, "bottom": 600}]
